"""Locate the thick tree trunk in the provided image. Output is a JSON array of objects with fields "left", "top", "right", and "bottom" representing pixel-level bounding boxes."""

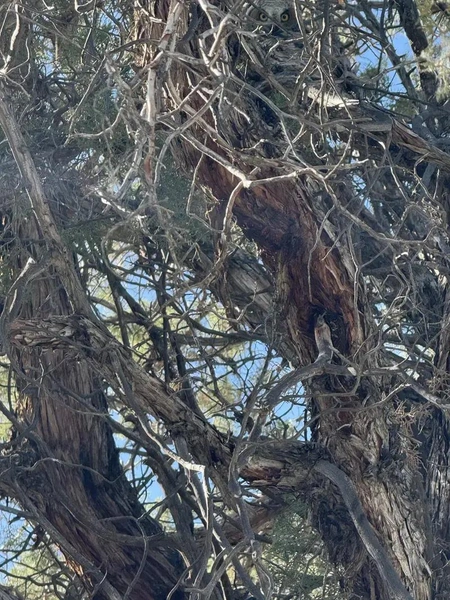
[
  {"left": 133, "top": 1, "right": 448, "bottom": 598},
  {"left": 1, "top": 1, "right": 449, "bottom": 599},
  {"left": 0, "top": 86, "right": 186, "bottom": 600},
  {"left": 178, "top": 156, "right": 432, "bottom": 600}
]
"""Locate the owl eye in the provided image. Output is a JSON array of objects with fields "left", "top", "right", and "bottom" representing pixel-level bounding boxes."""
[
  {"left": 280, "top": 10, "right": 290, "bottom": 22},
  {"left": 259, "top": 12, "right": 269, "bottom": 21}
]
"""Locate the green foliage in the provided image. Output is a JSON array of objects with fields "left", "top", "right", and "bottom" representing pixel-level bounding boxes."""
[
  {"left": 265, "top": 499, "right": 347, "bottom": 599},
  {"left": 1, "top": 0, "right": 445, "bottom": 597},
  {"left": 2, "top": 524, "right": 78, "bottom": 600}
]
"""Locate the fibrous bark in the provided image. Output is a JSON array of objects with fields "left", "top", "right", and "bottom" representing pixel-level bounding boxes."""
[
  {"left": 1, "top": 0, "right": 450, "bottom": 599},
  {"left": 132, "top": 0, "right": 450, "bottom": 598}
]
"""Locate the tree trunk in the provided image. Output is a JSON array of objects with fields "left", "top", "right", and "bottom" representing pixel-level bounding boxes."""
[
  {"left": 0, "top": 86, "right": 185, "bottom": 600},
  {"left": 133, "top": 0, "right": 450, "bottom": 598},
  {"left": 1, "top": 1, "right": 449, "bottom": 599}
]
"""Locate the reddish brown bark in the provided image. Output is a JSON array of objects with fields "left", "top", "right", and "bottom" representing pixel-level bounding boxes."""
[
  {"left": 1, "top": 1, "right": 449, "bottom": 599},
  {"left": 133, "top": 1, "right": 444, "bottom": 598}
]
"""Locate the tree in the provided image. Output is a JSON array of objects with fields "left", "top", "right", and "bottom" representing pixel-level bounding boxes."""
[{"left": 0, "top": 0, "right": 449, "bottom": 599}]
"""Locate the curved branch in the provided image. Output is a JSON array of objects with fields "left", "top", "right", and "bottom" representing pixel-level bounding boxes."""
[{"left": 314, "top": 461, "right": 414, "bottom": 600}]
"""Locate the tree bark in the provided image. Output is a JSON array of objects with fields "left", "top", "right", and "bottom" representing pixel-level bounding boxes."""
[
  {"left": 132, "top": 1, "right": 448, "bottom": 598},
  {"left": 1, "top": 1, "right": 449, "bottom": 599},
  {"left": 0, "top": 83, "right": 186, "bottom": 600}
]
